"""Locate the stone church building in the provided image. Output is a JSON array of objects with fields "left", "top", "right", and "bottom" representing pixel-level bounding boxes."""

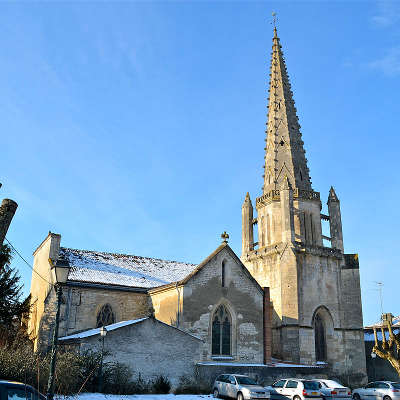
[{"left": 27, "top": 28, "right": 367, "bottom": 386}]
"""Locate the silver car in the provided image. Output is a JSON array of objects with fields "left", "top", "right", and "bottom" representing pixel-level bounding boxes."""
[
  {"left": 353, "top": 381, "right": 400, "bottom": 400},
  {"left": 265, "top": 378, "right": 322, "bottom": 400},
  {"left": 314, "top": 379, "right": 351, "bottom": 400},
  {"left": 213, "top": 374, "right": 270, "bottom": 400}
]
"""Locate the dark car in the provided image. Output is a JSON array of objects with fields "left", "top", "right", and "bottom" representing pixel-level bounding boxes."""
[{"left": 0, "top": 380, "right": 46, "bottom": 400}]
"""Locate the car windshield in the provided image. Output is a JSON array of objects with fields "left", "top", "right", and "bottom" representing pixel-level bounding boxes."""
[
  {"left": 392, "top": 383, "right": 400, "bottom": 389},
  {"left": 236, "top": 376, "right": 258, "bottom": 385},
  {"left": 304, "top": 381, "right": 320, "bottom": 390},
  {"left": 322, "top": 380, "right": 346, "bottom": 388}
]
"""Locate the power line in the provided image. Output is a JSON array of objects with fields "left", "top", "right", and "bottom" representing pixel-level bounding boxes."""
[{"left": 4, "top": 237, "right": 53, "bottom": 286}]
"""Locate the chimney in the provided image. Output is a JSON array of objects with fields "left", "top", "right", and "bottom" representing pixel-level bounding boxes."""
[{"left": 263, "top": 287, "right": 272, "bottom": 364}]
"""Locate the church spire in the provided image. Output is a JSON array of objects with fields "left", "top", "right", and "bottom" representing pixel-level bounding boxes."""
[{"left": 263, "top": 27, "right": 312, "bottom": 194}]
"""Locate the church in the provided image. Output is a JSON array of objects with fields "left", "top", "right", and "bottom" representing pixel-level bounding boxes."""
[{"left": 27, "top": 27, "right": 367, "bottom": 386}]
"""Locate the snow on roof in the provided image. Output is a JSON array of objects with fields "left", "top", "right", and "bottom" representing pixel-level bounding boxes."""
[
  {"left": 60, "top": 247, "right": 197, "bottom": 289},
  {"left": 59, "top": 317, "right": 149, "bottom": 341},
  {"left": 365, "top": 315, "right": 400, "bottom": 330},
  {"left": 364, "top": 315, "right": 400, "bottom": 341}
]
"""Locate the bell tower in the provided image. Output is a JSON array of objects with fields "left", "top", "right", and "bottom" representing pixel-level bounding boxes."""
[{"left": 240, "top": 26, "right": 366, "bottom": 385}]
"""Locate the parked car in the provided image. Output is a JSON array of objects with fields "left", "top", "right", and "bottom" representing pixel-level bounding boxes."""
[
  {"left": 213, "top": 374, "right": 270, "bottom": 400},
  {"left": 353, "top": 381, "right": 400, "bottom": 400},
  {"left": 265, "top": 378, "right": 322, "bottom": 400},
  {"left": 313, "top": 379, "right": 351, "bottom": 400},
  {"left": 0, "top": 380, "right": 46, "bottom": 400}
]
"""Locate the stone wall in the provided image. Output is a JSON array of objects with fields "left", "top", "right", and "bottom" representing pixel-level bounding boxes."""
[
  {"left": 28, "top": 233, "right": 61, "bottom": 350},
  {"left": 58, "top": 284, "right": 150, "bottom": 337},
  {"left": 28, "top": 233, "right": 151, "bottom": 351},
  {"left": 72, "top": 318, "right": 202, "bottom": 388},
  {"left": 36, "top": 284, "right": 150, "bottom": 351},
  {"left": 179, "top": 246, "right": 265, "bottom": 364}
]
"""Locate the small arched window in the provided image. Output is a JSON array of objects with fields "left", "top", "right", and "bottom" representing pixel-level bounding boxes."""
[
  {"left": 221, "top": 261, "right": 226, "bottom": 287},
  {"left": 314, "top": 313, "right": 327, "bottom": 361},
  {"left": 96, "top": 304, "right": 115, "bottom": 328},
  {"left": 212, "top": 305, "right": 231, "bottom": 356}
]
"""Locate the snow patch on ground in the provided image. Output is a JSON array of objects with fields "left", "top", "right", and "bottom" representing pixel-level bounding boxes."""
[{"left": 56, "top": 395, "right": 212, "bottom": 400}]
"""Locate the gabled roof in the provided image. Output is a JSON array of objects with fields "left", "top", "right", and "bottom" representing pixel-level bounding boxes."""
[
  {"left": 59, "top": 247, "right": 197, "bottom": 289},
  {"left": 149, "top": 243, "right": 264, "bottom": 294}
]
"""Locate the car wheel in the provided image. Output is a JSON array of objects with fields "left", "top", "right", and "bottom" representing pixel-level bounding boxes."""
[
  {"left": 353, "top": 394, "right": 361, "bottom": 400},
  {"left": 213, "top": 389, "right": 220, "bottom": 398},
  {"left": 383, "top": 396, "right": 392, "bottom": 400},
  {"left": 237, "top": 392, "right": 244, "bottom": 400},
  {"left": 294, "top": 396, "right": 302, "bottom": 400}
]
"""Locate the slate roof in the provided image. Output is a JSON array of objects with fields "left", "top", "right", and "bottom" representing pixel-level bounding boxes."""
[{"left": 59, "top": 247, "right": 197, "bottom": 289}]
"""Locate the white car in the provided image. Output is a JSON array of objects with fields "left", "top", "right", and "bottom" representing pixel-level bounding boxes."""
[
  {"left": 213, "top": 374, "right": 270, "bottom": 400},
  {"left": 265, "top": 378, "right": 322, "bottom": 400},
  {"left": 353, "top": 381, "right": 400, "bottom": 400},
  {"left": 313, "top": 379, "right": 351, "bottom": 400}
]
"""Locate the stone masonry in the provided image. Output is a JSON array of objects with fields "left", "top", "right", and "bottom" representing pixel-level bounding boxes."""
[{"left": 240, "top": 27, "right": 367, "bottom": 385}]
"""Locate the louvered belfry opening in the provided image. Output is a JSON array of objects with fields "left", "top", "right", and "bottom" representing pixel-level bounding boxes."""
[
  {"left": 314, "top": 313, "right": 327, "bottom": 361},
  {"left": 212, "top": 305, "right": 231, "bottom": 356}
]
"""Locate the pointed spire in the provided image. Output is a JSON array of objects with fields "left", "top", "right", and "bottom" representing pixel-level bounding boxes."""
[
  {"left": 263, "top": 27, "right": 312, "bottom": 194},
  {"left": 243, "top": 192, "right": 252, "bottom": 206},
  {"left": 328, "top": 186, "right": 339, "bottom": 202}
]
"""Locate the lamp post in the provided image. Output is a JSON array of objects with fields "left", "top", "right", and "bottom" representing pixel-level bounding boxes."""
[
  {"left": 46, "top": 259, "right": 69, "bottom": 400},
  {"left": 371, "top": 351, "right": 377, "bottom": 381},
  {"left": 98, "top": 326, "right": 107, "bottom": 393}
]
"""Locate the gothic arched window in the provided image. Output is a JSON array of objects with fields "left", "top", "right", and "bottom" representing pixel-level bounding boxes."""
[
  {"left": 221, "top": 261, "right": 226, "bottom": 287},
  {"left": 212, "top": 305, "right": 231, "bottom": 356},
  {"left": 314, "top": 313, "right": 326, "bottom": 361},
  {"left": 96, "top": 304, "right": 115, "bottom": 328}
]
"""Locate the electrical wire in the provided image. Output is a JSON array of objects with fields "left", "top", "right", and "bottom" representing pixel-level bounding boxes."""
[{"left": 4, "top": 237, "right": 53, "bottom": 286}]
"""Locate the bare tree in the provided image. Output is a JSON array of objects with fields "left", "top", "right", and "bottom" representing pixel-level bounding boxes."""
[{"left": 373, "top": 313, "right": 400, "bottom": 377}]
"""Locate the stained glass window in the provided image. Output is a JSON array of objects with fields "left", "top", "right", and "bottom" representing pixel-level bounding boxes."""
[
  {"left": 212, "top": 305, "right": 231, "bottom": 355},
  {"left": 96, "top": 304, "right": 115, "bottom": 328}
]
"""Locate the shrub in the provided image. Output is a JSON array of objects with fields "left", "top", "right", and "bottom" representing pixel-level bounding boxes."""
[
  {"left": 0, "top": 340, "right": 138, "bottom": 395},
  {"left": 151, "top": 375, "right": 171, "bottom": 394},
  {"left": 174, "top": 373, "right": 211, "bottom": 395}
]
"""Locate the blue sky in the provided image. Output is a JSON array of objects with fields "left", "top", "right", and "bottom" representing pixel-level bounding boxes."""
[{"left": 1, "top": 1, "right": 399, "bottom": 326}]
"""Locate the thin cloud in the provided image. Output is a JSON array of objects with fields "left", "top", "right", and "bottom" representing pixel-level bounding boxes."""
[
  {"left": 371, "top": 0, "right": 400, "bottom": 27},
  {"left": 368, "top": 47, "right": 400, "bottom": 76}
]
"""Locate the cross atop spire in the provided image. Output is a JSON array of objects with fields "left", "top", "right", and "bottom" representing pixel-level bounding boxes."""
[{"left": 263, "top": 26, "right": 312, "bottom": 194}]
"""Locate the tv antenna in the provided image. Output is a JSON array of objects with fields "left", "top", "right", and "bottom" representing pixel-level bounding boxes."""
[{"left": 374, "top": 281, "right": 384, "bottom": 318}]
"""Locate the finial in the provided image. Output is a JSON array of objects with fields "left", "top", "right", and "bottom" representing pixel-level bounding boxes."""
[
  {"left": 328, "top": 186, "right": 339, "bottom": 202},
  {"left": 221, "top": 231, "right": 229, "bottom": 243},
  {"left": 271, "top": 11, "right": 278, "bottom": 37}
]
